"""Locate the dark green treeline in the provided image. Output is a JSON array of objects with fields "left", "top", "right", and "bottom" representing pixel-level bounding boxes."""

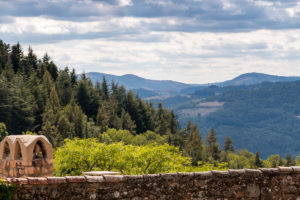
[{"left": 0, "top": 40, "right": 178, "bottom": 146}]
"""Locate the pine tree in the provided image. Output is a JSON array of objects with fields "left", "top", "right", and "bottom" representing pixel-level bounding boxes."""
[
  {"left": 70, "top": 68, "right": 77, "bottom": 86},
  {"left": 224, "top": 136, "right": 235, "bottom": 152},
  {"left": 11, "top": 43, "right": 23, "bottom": 73},
  {"left": 120, "top": 109, "right": 136, "bottom": 133},
  {"left": 102, "top": 77, "right": 109, "bottom": 100},
  {"left": 285, "top": 154, "right": 296, "bottom": 166},
  {"left": 184, "top": 124, "right": 203, "bottom": 165},
  {"left": 0, "top": 40, "right": 10, "bottom": 72},
  {"left": 56, "top": 68, "right": 73, "bottom": 106},
  {"left": 254, "top": 151, "right": 263, "bottom": 168},
  {"left": 155, "top": 103, "right": 170, "bottom": 135},
  {"left": 206, "top": 128, "right": 221, "bottom": 161},
  {"left": 49, "top": 88, "right": 60, "bottom": 112}
]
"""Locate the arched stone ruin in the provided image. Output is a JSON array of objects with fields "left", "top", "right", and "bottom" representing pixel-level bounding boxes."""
[{"left": 0, "top": 135, "right": 53, "bottom": 178}]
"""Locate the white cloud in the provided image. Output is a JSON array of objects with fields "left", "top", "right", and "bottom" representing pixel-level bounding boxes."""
[{"left": 25, "top": 29, "right": 300, "bottom": 84}]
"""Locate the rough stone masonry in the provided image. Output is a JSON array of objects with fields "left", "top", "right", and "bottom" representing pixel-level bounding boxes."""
[{"left": 4, "top": 166, "right": 300, "bottom": 200}]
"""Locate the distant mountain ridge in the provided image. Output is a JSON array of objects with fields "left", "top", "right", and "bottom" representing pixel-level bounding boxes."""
[
  {"left": 86, "top": 72, "right": 191, "bottom": 96},
  {"left": 85, "top": 72, "right": 300, "bottom": 97},
  {"left": 221, "top": 72, "right": 300, "bottom": 86}
]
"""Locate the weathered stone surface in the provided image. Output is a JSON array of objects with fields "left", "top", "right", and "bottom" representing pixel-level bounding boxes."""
[
  {"left": 65, "top": 176, "right": 86, "bottom": 183},
  {"left": 7, "top": 167, "right": 300, "bottom": 199},
  {"left": 0, "top": 135, "right": 54, "bottom": 178},
  {"left": 85, "top": 175, "right": 105, "bottom": 183},
  {"left": 103, "top": 175, "right": 125, "bottom": 183},
  {"left": 83, "top": 171, "right": 121, "bottom": 176},
  {"left": 27, "top": 177, "right": 48, "bottom": 185},
  {"left": 47, "top": 177, "right": 66, "bottom": 184},
  {"left": 278, "top": 167, "right": 294, "bottom": 173}
]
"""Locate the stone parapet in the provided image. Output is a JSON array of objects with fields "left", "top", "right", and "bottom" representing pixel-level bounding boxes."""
[{"left": 5, "top": 167, "right": 300, "bottom": 199}]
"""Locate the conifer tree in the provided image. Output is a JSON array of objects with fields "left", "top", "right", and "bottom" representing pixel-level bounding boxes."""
[
  {"left": 11, "top": 43, "right": 23, "bottom": 73},
  {"left": 184, "top": 124, "right": 203, "bottom": 165},
  {"left": 285, "top": 154, "right": 296, "bottom": 166},
  {"left": 224, "top": 136, "right": 235, "bottom": 152},
  {"left": 254, "top": 151, "right": 263, "bottom": 168},
  {"left": 206, "top": 128, "right": 221, "bottom": 161}
]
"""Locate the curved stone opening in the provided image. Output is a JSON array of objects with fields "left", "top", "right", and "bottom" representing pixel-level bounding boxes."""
[
  {"left": 14, "top": 142, "right": 22, "bottom": 160},
  {"left": 33, "top": 140, "right": 47, "bottom": 160},
  {"left": 3, "top": 142, "right": 10, "bottom": 160}
]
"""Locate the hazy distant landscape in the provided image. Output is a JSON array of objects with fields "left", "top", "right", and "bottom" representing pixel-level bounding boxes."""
[{"left": 87, "top": 72, "right": 300, "bottom": 157}]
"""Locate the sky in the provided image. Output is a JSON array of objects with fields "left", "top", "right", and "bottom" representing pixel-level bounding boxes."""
[{"left": 0, "top": 0, "right": 300, "bottom": 84}]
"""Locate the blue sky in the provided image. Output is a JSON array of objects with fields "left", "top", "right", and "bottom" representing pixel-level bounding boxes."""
[{"left": 0, "top": 0, "right": 299, "bottom": 83}]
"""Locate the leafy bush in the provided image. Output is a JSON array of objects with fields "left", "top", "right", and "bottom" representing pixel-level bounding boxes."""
[
  {"left": 0, "top": 180, "right": 17, "bottom": 200},
  {"left": 54, "top": 138, "right": 191, "bottom": 176}
]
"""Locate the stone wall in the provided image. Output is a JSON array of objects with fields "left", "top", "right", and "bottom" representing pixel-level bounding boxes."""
[{"left": 6, "top": 167, "right": 300, "bottom": 200}]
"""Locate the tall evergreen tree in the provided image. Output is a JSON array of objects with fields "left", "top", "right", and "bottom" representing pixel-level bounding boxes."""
[
  {"left": 206, "top": 128, "right": 221, "bottom": 161},
  {"left": 11, "top": 43, "right": 23, "bottom": 73},
  {"left": 254, "top": 151, "right": 263, "bottom": 168},
  {"left": 224, "top": 136, "right": 235, "bottom": 152},
  {"left": 184, "top": 124, "right": 203, "bottom": 165}
]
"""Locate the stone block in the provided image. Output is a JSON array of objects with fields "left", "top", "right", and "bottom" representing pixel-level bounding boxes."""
[
  {"left": 47, "top": 177, "right": 67, "bottom": 184},
  {"left": 15, "top": 178, "right": 28, "bottom": 185},
  {"left": 103, "top": 175, "right": 125, "bottom": 183},
  {"left": 85, "top": 175, "right": 105, "bottom": 183},
  {"left": 278, "top": 167, "right": 294, "bottom": 173},
  {"left": 65, "top": 176, "right": 87, "bottom": 183},
  {"left": 246, "top": 184, "right": 260, "bottom": 198},
  {"left": 24, "top": 166, "right": 35, "bottom": 175},
  {"left": 245, "top": 169, "right": 263, "bottom": 177},
  {"left": 211, "top": 170, "right": 230, "bottom": 177},
  {"left": 228, "top": 169, "right": 245, "bottom": 176},
  {"left": 10, "top": 161, "right": 16, "bottom": 168},
  {"left": 27, "top": 177, "right": 48, "bottom": 185},
  {"left": 194, "top": 171, "right": 213, "bottom": 179},
  {"left": 291, "top": 166, "right": 300, "bottom": 173},
  {"left": 42, "top": 167, "right": 48, "bottom": 174}
]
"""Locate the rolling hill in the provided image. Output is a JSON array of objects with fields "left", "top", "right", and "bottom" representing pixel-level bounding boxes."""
[
  {"left": 84, "top": 71, "right": 300, "bottom": 157},
  {"left": 85, "top": 72, "right": 191, "bottom": 96}
]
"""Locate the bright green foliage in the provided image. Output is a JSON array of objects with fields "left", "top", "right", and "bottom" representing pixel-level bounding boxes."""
[
  {"left": 54, "top": 138, "right": 191, "bottom": 176},
  {"left": 100, "top": 129, "right": 167, "bottom": 146},
  {"left": 184, "top": 162, "right": 228, "bottom": 172},
  {"left": 226, "top": 150, "right": 256, "bottom": 169},
  {"left": 296, "top": 156, "right": 300, "bottom": 166},
  {"left": 22, "top": 131, "right": 37, "bottom": 135},
  {"left": 263, "top": 154, "right": 284, "bottom": 168},
  {"left": 0, "top": 123, "right": 8, "bottom": 140}
]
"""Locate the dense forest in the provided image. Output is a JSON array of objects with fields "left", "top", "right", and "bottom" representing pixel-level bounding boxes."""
[
  {"left": 0, "top": 40, "right": 298, "bottom": 175},
  {"left": 152, "top": 81, "right": 300, "bottom": 158}
]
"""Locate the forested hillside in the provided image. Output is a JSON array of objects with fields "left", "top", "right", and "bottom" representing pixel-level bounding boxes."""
[
  {"left": 0, "top": 40, "right": 178, "bottom": 147},
  {"left": 167, "top": 82, "right": 300, "bottom": 158},
  {"left": 0, "top": 40, "right": 299, "bottom": 174}
]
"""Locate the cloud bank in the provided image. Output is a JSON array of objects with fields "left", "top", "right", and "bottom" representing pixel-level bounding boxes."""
[{"left": 0, "top": 0, "right": 299, "bottom": 83}]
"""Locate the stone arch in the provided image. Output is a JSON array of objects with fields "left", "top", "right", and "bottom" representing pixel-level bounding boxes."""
[
  {"left": 14, "top": 141, "right": 23, "bottom": 160},
  {"left": 32, "top": 140, "right": 47, "bottom": 160},
  {"left": 3, "top": 141, "right": 11, "bottom": 160}
]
